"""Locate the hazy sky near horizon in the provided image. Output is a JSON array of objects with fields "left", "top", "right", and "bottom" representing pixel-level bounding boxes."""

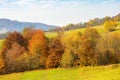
[{"left": 0, "top": 0, "right": 120, "bottom": 26}]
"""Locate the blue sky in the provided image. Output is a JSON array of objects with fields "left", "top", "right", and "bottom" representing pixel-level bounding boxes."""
[{"left": 0, "top": 0, "right": 120, "bottom": 26}]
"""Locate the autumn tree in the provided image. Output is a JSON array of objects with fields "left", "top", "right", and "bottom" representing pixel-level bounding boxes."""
[
  {"left": 77, "top": 36, "right": 97, "bottom": 66},
  {"left": 62, "top": 14, "right": 120, "bottom": 31},
  {"left": 22, "top": 26, "right": 35, "bottom": 48},
  {"left": 83, "top": 28, "right": 101, "bottom": 51},
  {"left": 1, "top": 31, "right": 26, "bottom": 72},
  {"left": 61, "top": 32, "right": 82, "bottom": 67},
  {"left": 46, "top": 52, "right": 61, "bottom": 68},
  {"left": 0, "top": 51, "right": 5, "bottom": 74},
  {"left": 84, "top": 28, "right": 100, "bottom": 42},
  {"left": 103, "top": 16, "right": 112, "bottom": 22},
  {"left": 5, "top": 42, "right": 26, "bottom": 72},
  {"left": 2, "top": 31, "right": 25, "bottom": 56},
  {"left": 96, "top": 33, "right": 120, "bottom": 65},
  {"left": 28, "top": 30, "right": 48, "bottom": 68},
  {"left": 61, "top": 29, "right": 100, "bottom": 67},
  {"left": 113, "top": 13, "right": 120, "bottom": 21},
  {"left": 81, "top": 28, "right": 100, "bottom": 66},
  {"left": 15, "top": 52, "right": 41, "bottom": 71},
  {"left": 46, "top": 36, "right": 64, "bottom": 68},
  {"left": 60, "top": 49, "right": 74, "bottom": 68},
  {"left": 104, "top": 20, "right": 117, "bottom": 31}
]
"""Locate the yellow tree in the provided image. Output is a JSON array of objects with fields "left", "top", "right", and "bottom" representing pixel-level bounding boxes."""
[
  {"left": 96, "top": 33, "right": 120, "bottom": 65},
  {"left": 104, "top": 20, "right": 117, "bottom": 31}
]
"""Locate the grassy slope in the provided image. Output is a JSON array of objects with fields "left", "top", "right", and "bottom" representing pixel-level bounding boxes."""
[
  {"left": 0, "top": 64, "right": 120, "bottom": 80},
  {"left": 45, "top": 24, "right": 120, "bottom": 38},
  {"left": 45, "top": 32, "right": 57, "bottom": 39},
  {"left": 0, "top": 40, "right": 4, "bottom": 50}
]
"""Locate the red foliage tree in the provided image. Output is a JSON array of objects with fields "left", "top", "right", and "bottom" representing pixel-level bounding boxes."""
[
  {"left": 2, "top": 31, "right": 26, "bottom": 57},
  {"left": 1, "top": 31, "right": 26, "bottom": 73},
  {"left": 6, "top": 42, "right": 26, "bottom": 72},
  {"left": 46, "top": 37, "right": 64, "bottom": 68}
]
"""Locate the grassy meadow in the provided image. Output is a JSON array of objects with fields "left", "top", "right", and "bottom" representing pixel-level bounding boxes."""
[
  {"left": 0, "top": 40, "right": 4, "bottom": 50},
  {"left": 0, "top": 64, "right": 120, "bottom": 80},
  {"left": 45, "top": 24, "right": 120, "bottom": 38}
]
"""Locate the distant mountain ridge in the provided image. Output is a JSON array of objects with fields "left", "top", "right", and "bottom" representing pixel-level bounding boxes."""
[{"left": 0, "top": 18, "right": 58, "bottom": 33}]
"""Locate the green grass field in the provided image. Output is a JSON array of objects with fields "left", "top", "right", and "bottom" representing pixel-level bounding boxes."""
[
  {"left": 45, "top": 24, "right": 120, "bottom": 38},
  {"left": 0, "top": 64, "right": 120, "bottom": 80},
  {"left": 45, "top": 32, "right": 57, "bottom": 39},
  {"left": 0, "top": 40, "right": 4, "bottom": 50}
]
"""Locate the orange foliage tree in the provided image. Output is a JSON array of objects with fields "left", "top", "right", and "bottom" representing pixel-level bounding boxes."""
[
  {"left": 0, "top": 51, "right": 5, "bottom": 74},
  {"left": 46, "top": 37, "right": 64, "bottom": 68},
  {"left": 78, "top": 28, "right": 100, "bottom": 66},
  {"left": 28, "top": 30, "right": 48, "bottom": 68},
  {"left": 22, "top": 27, "right": 35, "bottom": 48}
]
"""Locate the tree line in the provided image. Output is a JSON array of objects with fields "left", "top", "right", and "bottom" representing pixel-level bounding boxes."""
[
  {"left": 50, "top": 13, "right": 120, "bottom": 31},
  {"left": 0, "top": 27, "right": 120, "bottom": 74}
]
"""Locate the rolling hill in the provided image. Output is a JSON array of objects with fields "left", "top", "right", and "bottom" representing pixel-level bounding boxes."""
[
  {"left": 0, "top": 18, "right": 58, "bottom": 33},
  {"left": 45, "top": 24, "right": 120, "bottom": 39},
  {"left": 0, "top": 23, "right": 120, "bottom": 80}
]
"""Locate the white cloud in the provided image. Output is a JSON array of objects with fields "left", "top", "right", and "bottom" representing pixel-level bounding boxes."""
[{"left": 0, "top": 0, "right": 120, "bottom": 26}]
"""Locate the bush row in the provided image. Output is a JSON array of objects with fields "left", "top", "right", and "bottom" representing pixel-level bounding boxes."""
[{"left": 0, "top": 27, "right": 120, "bottom": 74}]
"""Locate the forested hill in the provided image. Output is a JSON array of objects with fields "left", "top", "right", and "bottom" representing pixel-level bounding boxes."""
[
  {"left": 0, "top": 18, "right": 58, "bottom": 33},
  {"left": 60, "top": 13, "right": 120, "bottom": 31}
]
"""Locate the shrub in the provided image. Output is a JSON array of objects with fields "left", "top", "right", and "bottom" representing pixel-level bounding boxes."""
[
  {"left": 46, "top": 52, "right": 60, "bottom": 68},
  {"left": 10, "top": 51, "right": 44, "bottom": 72},
  {"left": 61, "top": 29, "right": 99, "bottom": 67},
  {"left": 2, "top": 31, "right": 26, "bottom": 57},
  {"left": 0, "top": 52, "right": 5, "bottom": 74},
  {"left": 46, "top": 36, "right": 64, "bottom": 68},
  {"left": 61, "top": 32, "right": 82, "bottom": 67},
  {"left": 104, "top": 20, "right": 117, "bottom": 31},
  {"left": 83, "top": 28, "right": 101, "bottom": 47},
  {"left": 79, "top": 28, "right": 100, "bottom": 66},
  {"left": 97, "top": 33, "right": 120, "bottom": 65},
  {"left": 77, "top": 36, "right": 97, "bottom": 66},
  {"left": 5, "top": 42, "right": 26, "bottom": 72},
  {"left": 60, "top": 49, "right": 74, "bottom": 68}
]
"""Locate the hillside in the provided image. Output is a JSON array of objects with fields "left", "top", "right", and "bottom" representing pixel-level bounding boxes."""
[
  {"left": 0, "top": 24, "right": 120, "bottom": 45},
  {"left": 0, "top": 22, "right": 120, "bottom": 80},
  {"left": 46, "top": 24, "right": 120, "bottom": 39},
  {"left": 0, "top": 64, "right": 120, "bottom": 80},
  {"left": 0, "top": 40, "right": 4, "bottom": 50},
  {"left": 0, "top": 21, "right": 120, "bottom": 39},
  {"left": 0, "top": 19, "right": 58, "bottom": 32}
]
